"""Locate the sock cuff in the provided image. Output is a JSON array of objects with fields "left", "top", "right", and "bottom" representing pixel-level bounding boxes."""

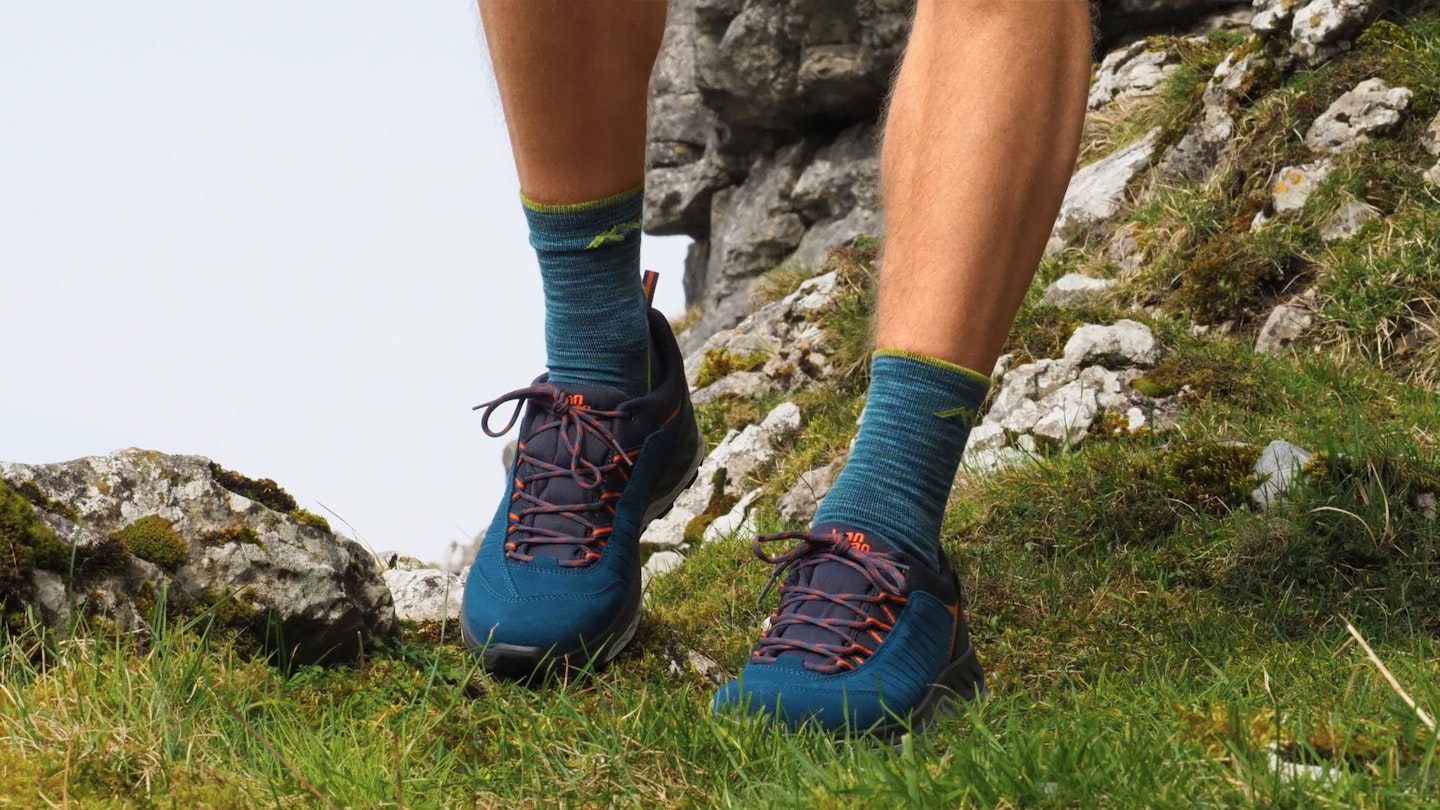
[
  {"left": 523, "top": 186, "right": 644, "bottom": 253},
  {"left": 872, "top": 349, "right": 992, "bottom": 388},
  {"left": 520, "top": 183, "right": 644, "bottom": 214}
]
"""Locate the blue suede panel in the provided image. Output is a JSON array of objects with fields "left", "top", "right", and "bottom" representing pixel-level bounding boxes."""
[
  {"left": 525, "top": 190, "right": 649, "bottom": 398},
  {"left": 813, "top": 352, "right": 990, "bottom": 568}
]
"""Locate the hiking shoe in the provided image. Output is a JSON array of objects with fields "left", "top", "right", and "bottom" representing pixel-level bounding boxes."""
[
  {"left": 713, "top": 524, "right": 986, "bottom": 736},
  {"left": 461, "top": 276, "right": 703, "bottom": 678}
]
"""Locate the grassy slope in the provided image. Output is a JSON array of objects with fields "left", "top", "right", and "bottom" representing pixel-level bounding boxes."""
[{"left": 6, "top": 11, "right": 1440, "bottom": 809}]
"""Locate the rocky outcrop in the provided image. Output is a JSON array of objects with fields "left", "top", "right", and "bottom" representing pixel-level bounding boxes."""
[
  {"left": 648, "top": 0, "right": 1252, "bottom": 347},
  {"left": 0, "top": 450, "right": 397, "bottom": 662},
  {"left": 964, "top": 320, "right": 1182, "bottom": 470}
]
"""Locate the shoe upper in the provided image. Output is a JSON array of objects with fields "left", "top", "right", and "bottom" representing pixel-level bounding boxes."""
[
  {"left": 713, "top": 524, "right": 971, "bottom": 733},
  {"left": 462, "top": 308, "right": 700, "bottom": 654}
]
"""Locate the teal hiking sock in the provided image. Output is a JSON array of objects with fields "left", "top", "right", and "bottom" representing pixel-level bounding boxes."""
[
  {"left": 524, "top": 185, "right": 650, "bottom": 398},
  {"left": 812, "top": 350, "right": 991, "bottom": 569}
]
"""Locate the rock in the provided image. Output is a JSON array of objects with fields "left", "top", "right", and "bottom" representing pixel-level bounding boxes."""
[
  {"left": 966, "top": 423, "right": 1008, "bottom": 453},
  {"left": 1287, "top": 0, "right": 1388, "bottom": 65},
  {"left": 377, "top": 551, "right": 429, "bottom": 571},
  {"left": 777, "top": 453, "right": 847, "bottom": 525},
  {"left": 960, "top": 446, "right": 1031, "bottom": 476},
  {"left": 1320, "top": 200, "right": 1381, "bottom": 242},
  {"left": 704, "top": 487, "right": 763, "bottom": 543},
  {"left": 1063, "top": 320, "right": 1162, "bottom": 368},
  {"left": 1048, "top": 129, "right": 1161, "bottom": 253},
  {"left": 1155, "top": 48, "right": 1268, "bottom": 183},
  {"left": 0, "top": 450, "right": 397, "bottom": 662},
  {"left": 1269, "top": 161, "right": 1334, "bottom": 215},
  {"left": 687, "top": 271, "right": 840, "bottom": 397},
  {"left": 665, "top": 638, "right": 730, "bottom": 685},
  {"left": 1088, "top": 41, "right": 1183, "bottom": 110},
  {"left": 687, "top": 142, "right": 815, "bottom": 341},
  {"left": 641, "top": 402, "right": 803, "bottom": 550},
  {"left": 383, "top": 568, "right": 462, "bottom": 626},
  {"left": 642, "top": 550, "right": 686, "bottom": 588},
  {"left": 1039, "top": 273, "right": 1119, "bottom": 308},
  {"left": 1418, "top": 492, "right": 1438, "bottom": 521},
  {"left": 1254, "top": 303, "right": 1314, "bottom": 354},
  {"left": 1252, "top": 440, "right": 1314, "bottom": 507},
  {"left": 1032, "top": 378, "right": 1102, "bottom": 446},
  {"left": 1304, "top": 78, "right": 1411, "bottom": 154},
  {"left": 1251, "top": 0, "right": 1297, "bottom": 34}
]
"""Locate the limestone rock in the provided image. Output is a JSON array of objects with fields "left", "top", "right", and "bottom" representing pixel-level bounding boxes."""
[
  {"left": 1088, "top": 41, "right": 1184, "bottom": 110},
  {"left": 0, "top": 449, "right": 397, "bottom": 662},
  {"left": 1048, "top": 129, "right": 1161, "bottom": 253},
  {"left": 383, "top": 568, "right": 462, "bottom": 626},
  {"left": 1251, "top": 0, "right": 1297, "bottom": 34},
  {"left": 1304, "top": 78, "right": 1411, "bottom": 154},
  {"left": 1063, "top": 320, "right": 1162, "bottom": 368},
  {"left": 688, "top": 271, "right": 840, "bottom": 402},
  {"left": 641, "top": 402, "right": 802, "bottom": 551},
  {"left": 1156, "top": 48, "right": 1268, "bottom": 183},
  {"left": 1254, "top": 303, "right": 1314, "bottom": 354},
  {"left": 1252, "top": 440, "right": 1314, "bottom": 507},
  {"left": 1269, "top": 161, "right": 1334, "bottom": 215},
  {"left": 378, "top": 551, "right": 429, "bottom": 572},
  {"left": 642, "top": 551, "right": 686, "bottom": 588},
  {"left": 777, "top": 453, "right": 847, "bottom": 525},
  {"left": 704, "top": 487, "right": 763, "bottom": 543},
  {"left": 1319, "top": 200, "right": 1381, "bottom": 242},
  {"left": 1040, "top": 273, "right": 1119, "bottom": 308},
  {"left": 1288, "top": 0, "right": 1388, "bottom": 65}
]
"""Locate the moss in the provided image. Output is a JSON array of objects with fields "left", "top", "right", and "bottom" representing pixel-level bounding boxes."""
[
  {"left": 0, "top": 481, "right": 53, "bottom": 608},
  {"left": 208, "top": 463, "right": 298, "bottom": 514},
  {"left": 113, "top": 515, "right": 189, "bottom": 571},
  {"left": 289, "top": 509, "right": 331, "bottom": 533},
  {"left": 197, "top": 524, "right": 261, "bottom": 547},
  {"left": 695, "top": 349, "right": 768, "bottom": 389},
  {"left": 682, "top": 469, "right": 740, "bottom": 546},
  {"left": 9, "top": 480, "right": 80, "bottom": 523},
  {"left": 1163, "top": 441, "right": 1264, "bottom": 512},
  {"left": 1171, "top": 225, "right": 1309, "bottom": 325}
]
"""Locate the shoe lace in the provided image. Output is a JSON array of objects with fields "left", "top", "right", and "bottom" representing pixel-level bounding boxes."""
[
  {"left": 474, "top": 383, "right": 636, "bottom": 568},
  {"left": 750, "top": 529, "right": 909, "bottom": 674}
]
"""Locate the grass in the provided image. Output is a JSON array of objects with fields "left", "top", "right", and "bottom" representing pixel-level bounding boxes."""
[{"left": 8, "top": 12, "right": 1440, "bottom": 809}]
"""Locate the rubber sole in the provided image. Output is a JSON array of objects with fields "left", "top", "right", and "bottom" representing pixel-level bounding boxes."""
[
  {"left": 463, "top": 439, "right": 706, "bottom": 680},
  {"left": 861, "top": 644, "right": 988, "bottom": 741}
]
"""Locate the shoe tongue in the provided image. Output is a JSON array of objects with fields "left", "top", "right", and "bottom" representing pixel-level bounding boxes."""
[
  {"left": 769, "top": 524, "right": 902, "bottom": 667},
  {"left": 515, "top": 381, "right": 631, "bottom": 562}
]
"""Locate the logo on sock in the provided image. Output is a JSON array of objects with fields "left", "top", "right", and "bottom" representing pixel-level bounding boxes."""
[{"left": 585, "top": 220, "right": 642, "bottom": 250}]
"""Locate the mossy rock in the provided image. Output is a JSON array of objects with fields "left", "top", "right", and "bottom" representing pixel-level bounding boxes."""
[
  {"left": 197, "top": 524, "right": 261, "bottom": 547},
  {"left": 696, "top": 349, "right": 769, "bottom": 389},
  {"left": 289, "top": 509, "right": 331, "bottom": 533},
  {"left": 208, "top": 463, "right": 298, "bottom": 514},
  {"left": 0, "top": 480, "right": 68, "bottom": 608},
  {"left": 114, "top": 515, "right": 189, "bottom": 571}
]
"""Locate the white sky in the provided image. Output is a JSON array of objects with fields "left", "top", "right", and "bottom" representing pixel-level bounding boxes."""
[{"left": 0, "top": 2, "right": 691, "bottom": 563}]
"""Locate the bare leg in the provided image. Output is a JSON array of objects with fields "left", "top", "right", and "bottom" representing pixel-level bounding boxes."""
[
  {"left": 878, "top": 0, "right": 1092, "bottom": 372},
  {"left": 479, "top": 0, "right": 669, "bottom": 205}
]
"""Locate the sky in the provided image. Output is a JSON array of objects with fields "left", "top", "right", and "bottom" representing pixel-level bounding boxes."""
[{"left": 0, "top": 2, "right": 691, "bottom": 563}]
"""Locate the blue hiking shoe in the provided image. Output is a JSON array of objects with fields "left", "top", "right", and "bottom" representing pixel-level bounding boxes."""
[
  {"left": 713, "top": 524, "right": 986, "bottom": 737},
  {"left": 461, "top": 281, "right": 703, "bottom": 679}
]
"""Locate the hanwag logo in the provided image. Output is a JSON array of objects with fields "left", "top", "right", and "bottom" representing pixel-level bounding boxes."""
[
  {"left": 844, "top": 531, "right": 870, "bottom": 552},
  {"left": 567, "top": 394, "right": 588, "bottom": 409}
]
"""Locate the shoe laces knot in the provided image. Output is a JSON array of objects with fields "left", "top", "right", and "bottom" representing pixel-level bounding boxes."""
[
  {"left": 750, "top": 529, "right": 910, "bottom": 673},
  {"left": 474, "top": 384, "right": 636, "bottom": 567}
]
